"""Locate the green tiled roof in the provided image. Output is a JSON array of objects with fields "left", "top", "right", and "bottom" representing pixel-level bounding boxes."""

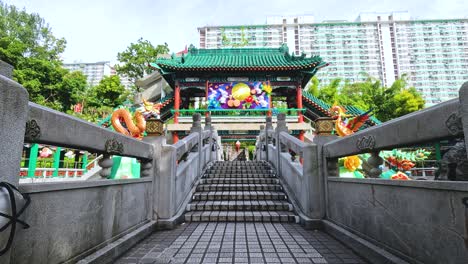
[{"left": 151, "top": 44, "right": 327, "bottom": 73}]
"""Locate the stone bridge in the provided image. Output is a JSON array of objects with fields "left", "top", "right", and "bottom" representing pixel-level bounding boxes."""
[{"left": 1, "top": 65, "right": 468, "bottom": 264}]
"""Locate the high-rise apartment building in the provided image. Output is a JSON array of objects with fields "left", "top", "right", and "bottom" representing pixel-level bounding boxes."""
[
  {"left": 198, "top": 12, "right": 468, "bottom": 105},
  {"left": 63, "top": 61, "right": 111, "bottom": 87},
  {"left": 64, "top": 61, "right": 134, "bottom": 89}
]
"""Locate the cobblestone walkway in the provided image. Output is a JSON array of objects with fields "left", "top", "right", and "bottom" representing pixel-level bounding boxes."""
[{"left": 116, "top": 223, "right": 367, "bottom": 264}]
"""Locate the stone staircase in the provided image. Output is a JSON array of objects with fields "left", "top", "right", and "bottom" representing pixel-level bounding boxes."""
[{"left": 184, "top": 161, "right": 298, "bottom": 222}]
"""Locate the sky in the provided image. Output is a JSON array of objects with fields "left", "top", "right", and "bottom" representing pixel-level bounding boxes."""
[{"left": 6, "top": 0, "right": 468, "bottom": 64}]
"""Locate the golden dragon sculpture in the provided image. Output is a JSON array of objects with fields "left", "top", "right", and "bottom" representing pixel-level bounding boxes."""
[{"left": 110, "top": 99, "right": 162, "bottom": 139}]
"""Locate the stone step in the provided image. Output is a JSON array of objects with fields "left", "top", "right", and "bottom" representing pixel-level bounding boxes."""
[
  {"left": 207, "top": 168, "right": 273, "bottom": 172},
  {"left": 184, "top": 211, "right": 299, "bottom": 223},
  {"left": 207, "top": 168, "right": 273, "bottom": 170},
  {"left": 213, "top": 161, "right": 267, "bottom": 164},
  {"left": 209, "top": 165, "right": 270, "bottom": 169},
  {"left": 187, "top": 200, "right": 293, "bottom": 212},
  {"left": 201, "top": 178, "right": 279, "bottom": 184},
  {"left": 204, "top": 173, "right": 275, "bottom": 178},
  {"left": 192, "top": 191, "right": 287, "bottom": 201},
  {"left": 196, "top": 184, "right": 282, "bottom": 192}
]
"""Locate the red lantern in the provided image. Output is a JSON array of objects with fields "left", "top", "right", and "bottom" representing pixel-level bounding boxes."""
[{"left": 235, "top": 141, "right": 241, "bottom": 152}]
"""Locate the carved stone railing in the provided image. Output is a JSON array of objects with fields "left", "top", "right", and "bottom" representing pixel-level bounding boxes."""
[
  {"left": 320, "top": 82, "right": 468, "bottom": 264},
  {"left": 0, "top": 67, "right": 220, "bottom": 264},
  {"left": 26, "top": 102, "right": 154, "bottom": 179},
  {"left": 255, "top": 114, "right": 323, "bottom": 227},
  {"left": 153, "top": 113, "right": 219, "bottom": 227},
  {"left": 0, "top": 71, "right": 156, "bottom": 264}
]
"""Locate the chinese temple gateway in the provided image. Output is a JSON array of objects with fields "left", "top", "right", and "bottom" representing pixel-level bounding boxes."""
[{"left": 151, "top": 44, "right": 378, "bottom": 143}]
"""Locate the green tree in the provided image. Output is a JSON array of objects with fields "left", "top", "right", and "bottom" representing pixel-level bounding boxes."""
[
  {"left": 0, "top": 2, "right": 66, "bottom": 66},
  {"left": 305, "top": 76, "right": 320, "bottom": 96},
  {"left": 115, "top": 38, "right": 169, "bottom": 93},
  {"left": 0, "top": 2, "right": 89, "bottom": 112},
  {"left": 314, "top": 75, "right": 425, "bottom": 122},
  {"left": 69, "top": 75, "right": 129, "bottom": 122},
  {"left": 89, "top": 75, "right": 128, "bottom": 108},
  {"left": 316, "top": 78, "right": 341, "bottom": 104}
]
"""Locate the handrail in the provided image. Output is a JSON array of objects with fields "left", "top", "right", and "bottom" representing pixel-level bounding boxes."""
[
  {"left": 324, "top": 98, "right": 460, "bottom": 158},
  {"left": 173, "top": 133, "right": 199, "bottom": 161},
  {"left": 27, "top": 102, "right": 153, "bottom": 160},
  {"left": 279, "top": 131, "right": 307, "bottom": 156},
  {"left": 86, "top": 154, "right": 103, "bottom": 168}
]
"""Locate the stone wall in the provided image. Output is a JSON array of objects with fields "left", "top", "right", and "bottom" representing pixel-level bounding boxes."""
[
  {"left": 327, "top": 178, "right": 468, "bottom": 264},
  {"left": 11, "top": 179, "right": 152, "bottom": 264},
  {"left": 0, "top": 60, "right": 13, "bottom": 79}
]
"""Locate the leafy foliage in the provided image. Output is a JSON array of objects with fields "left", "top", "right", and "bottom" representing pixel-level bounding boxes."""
[
  {"left": 115, "top": 38, "right": 169, "bottom": 92},
  {"left": 0, "top": 2, "right": 88, "bottom": 112},
  {"left": 308, "top": 75, "right": 425, "bottom": 122},
  {"left": 90, "top": 75, "right": 129, "bottom": 108},
  {"left": 68, "top": 75, "right": 129, "bottom": 122}
]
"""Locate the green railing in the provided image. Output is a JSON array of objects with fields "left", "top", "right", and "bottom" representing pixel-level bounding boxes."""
[{"left": 171, "top": 108, "right": 305, "bottom": 117}]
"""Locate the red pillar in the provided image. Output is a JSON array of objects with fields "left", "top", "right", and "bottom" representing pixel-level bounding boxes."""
[
  {"left": 299, "top": 130, "right": 305, "bottom": 141},
  {"left": 296, "top": 83, "right": 304, "bottom": 123},
  {"left": 205, "top": 80, "right": 209, "bottom": 117},
  {"left": 267, "top": 80, "right": 272, "bottom": 117},
  {"left": 174, "top": 83, "right": 180, "bottom": 124},
  {"left": 173, "top": 82, "right": 180, "bottom": 144},
  {"left": 172, "top": 132, "right": 179, "bottom": 144}
]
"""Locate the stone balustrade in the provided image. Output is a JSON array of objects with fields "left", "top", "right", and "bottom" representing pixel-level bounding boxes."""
[
  {"left": 0, "top": 62, "right": 220, "bottom": 264},
  {"left": 256, "top": 82, "right": 468, "bottom": 264}
]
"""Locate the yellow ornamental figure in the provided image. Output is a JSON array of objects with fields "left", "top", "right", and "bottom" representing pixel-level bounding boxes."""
[
  {"left": 262, "top": 82, "right": 272, "bottom": 94},
  {"left": 231, "top": 83, "right": 251, "bottom": 101},
  {"left": 343, "top": 155, "right": 361, "bottom": 172}
]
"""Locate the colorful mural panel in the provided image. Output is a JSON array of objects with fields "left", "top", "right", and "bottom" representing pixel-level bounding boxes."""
[{"left": 207, "top": 82, "right": 272, "bottom": 110}]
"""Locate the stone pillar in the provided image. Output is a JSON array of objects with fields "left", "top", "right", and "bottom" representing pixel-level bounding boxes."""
[
  {"left": 258, "top": 125, "right": 265, "bottom": 161},
  {"left": 458, "top": 82, "right": 468, "bottom": 158},
  {"left": 302, "top": 144, "right": 324, "bottom": 220},
  {"left": 0, "top": 64, "right": 28, "bottom": 184},
  {"left": 367, "top": 151, "right": 383, "bottom": 178},
  {"left": 275, "top": 113, "right": 289, "bottom": 177},
  {"left": 190, "top": 114, "right": 203, "bottom": 176},
  {"left": 0, "top": 61, "right": 28, "bottom": 264},
  {"left": 143, "top": 135, "right": 166, "bottom": 221},
  {"left": 265, "top": 116, "right": 273, "bottom": 163},
  {"left": 205, "top": 115, "right": 215, "bottom": 162}
]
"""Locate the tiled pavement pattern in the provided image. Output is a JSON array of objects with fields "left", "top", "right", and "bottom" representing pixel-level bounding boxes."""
[
  {"left": 185, "top": 161, "right": 298, "bottom": 222},
  {"left": 116, "top": 222, "right": 367, "bottom": 264}
]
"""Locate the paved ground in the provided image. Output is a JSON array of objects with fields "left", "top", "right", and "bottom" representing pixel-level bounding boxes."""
[{"left": 116, "top": 223, "right": 367, "bottom": 264}]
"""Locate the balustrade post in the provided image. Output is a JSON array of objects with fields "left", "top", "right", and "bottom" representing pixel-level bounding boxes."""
[
  {"left": 205, "top": 114, "right": 215, "bottom": 162},
  {"left": 302, "top": 144, "right": 324, "bottom": 219},
  {"left": 458, "top": 82, "right": 468, "bottom": 157},
  {"left": 265, "top": 116, "right": 272, "bottom": 163},
  {"left": 190, "top": 113, "right": 203, "bottom": 175},
  {"left": 98, "top": 154, "right": 113, "bottom": 178},
  {"left": 0, "top": 60, "right": 28, "bottom": 264},
  {"left": 367, "top": 151, "right": 383, "bottom": 178},
  {"left": 275, "top": 113, "right": 289, "bottom": 177},
  {"left": 259, "top": 125, "right": 265, "bottom": 161},
  {"left": 143, "top": 133, "right": 166, "bottom": 220}
]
